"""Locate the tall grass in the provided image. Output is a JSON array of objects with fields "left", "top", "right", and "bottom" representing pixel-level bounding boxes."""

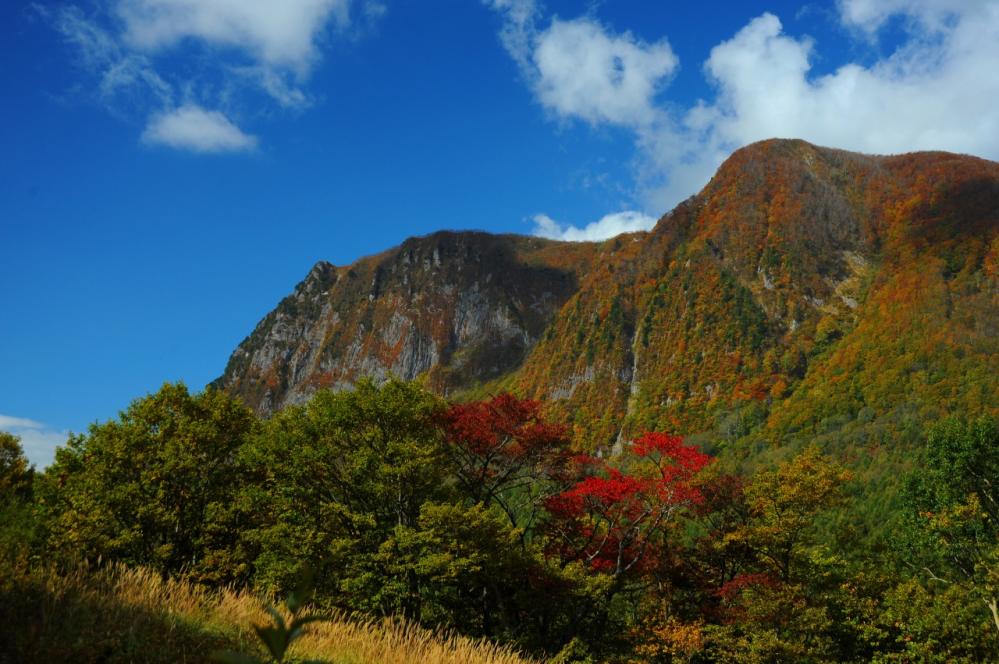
[{"left": 0, "top": 561, "right": 540, "bottom": 664}]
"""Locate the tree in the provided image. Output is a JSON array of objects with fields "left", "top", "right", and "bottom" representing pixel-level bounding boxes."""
[
  {"left": 374, "top": 501, "right": 539, "bottom": 639},
  {"left": 900, "top": 416, "right": 999, "bottom": 633},
  {"left": 704, "top": 444, "right": 853, "bottom": 663},
  {"left": 0, "top": 431, "right": 34, "bottom": 500},
  {"left": 542, "top": 432, "right": 712, "bottom": 655},
  {"left": 39, "top": 382, "right": 260, "bottom": 583},
  {"left": 688, "top": 471, "right": 756, "bottom": 597},
  {"left": 246, "top": 378, "right": 452, "bottom": 616},
  {"left": 440, "top": 393, "right": 572, "bottom": 534},
  {"left": 741, "top": 443, "right": 853, "bottom": 584},
  {"left": 545, "top": 433, "right": 711, "bottom": 578},
  {"left": 840, "top": 574, "right": 999, "bottom": 663},
  {"left": 0, "top": 431, "right": 40, "bottom": 571}
]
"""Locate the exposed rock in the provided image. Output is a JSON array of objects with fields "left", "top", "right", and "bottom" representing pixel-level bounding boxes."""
[{"left": 213, "top": 231, "right": 601, "bottom": 415}]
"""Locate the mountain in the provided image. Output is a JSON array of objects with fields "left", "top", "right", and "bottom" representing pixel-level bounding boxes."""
[
  {"left": 215, "top": 139, "right": 999, "bottom": 518},
  {"left": 212, "top": 231, "right": 604, "bottom": 414}
]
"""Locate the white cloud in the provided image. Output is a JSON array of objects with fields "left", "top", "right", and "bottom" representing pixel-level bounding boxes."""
[
  {"left": 116, "top": 0, "right": 352, "bottom": 74},
  {"left": 51, "top": 6, "right": 173, "bottom": 109},
  {"left": 533, "top": 18, "right": 677, "bottom": 127},
  {"left": 98, "top": 54, "right": 174, "bottom": 110},
  {"left": 488, "top": 0, "right": 999, "bottom": 214},
  {"left": 142, "top": 104, "right": 257, "bottom": 152},
  {"left": 697, "top": 10, "right": 999, "bottom": 155},
  {"left": 0, "top": 415, "right": 45, "bottom": 430},
  {"left": 50, "top": 5, "right": 119, "bottom": 70},
  {"left": 483, "top": 0, "right": 539, "bottom": 70},
  {"left": 0, "top": 415, "right": 71, "bottom": 470},
  {"left": 47, "top": 0, "right": 364, "bottom": 148},
  {"left": 532, "top": 210, "right": 658, "bottom": 242},
  {"left": 483, "top": 2, "right": 676, "bottom": 128},
  {"left": 838, "top": 0, "right": 985, "bottom": 32},
  {"left": 230, "top": 65, "right": 312, "bottom": 110}
]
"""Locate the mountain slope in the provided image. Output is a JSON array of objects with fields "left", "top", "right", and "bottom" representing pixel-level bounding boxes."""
[{"left": 514, "top": 141, "right": 999, "bottom": 454}]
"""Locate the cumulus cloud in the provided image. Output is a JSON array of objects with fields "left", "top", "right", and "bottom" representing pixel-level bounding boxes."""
[
  {"left": 487, "top": 0, "right": 999, "bottom": 213},
  {"left": 532, "top": 210, "right": 658, "bottom": 242},
  {"left": 47, "top": 0, "right": 366, "bottom": 149},
  {"left": 484, "top": 2, "right": 676, "bottom": 129},
  {"left": 838, "top": 0, "right": 984, "bottom": 32},
  {"left": 0, "top": 415, "right": 71, "bottom": 470},
  {"left": 142, "top": 104, "right": 257, "bottom": 152},
  {"left": 697, "top": 10, "right": 999, "bottom": 155},
  {"left": 532, "top": 19, "right": 677, "bottom": 127},
  {"left": 116, "top": 0, "right": 351, "bottom": 73}
]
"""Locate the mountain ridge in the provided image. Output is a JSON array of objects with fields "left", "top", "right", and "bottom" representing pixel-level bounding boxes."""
[{"left": 214, "top": 139, "right": 999, "bottom": 495}]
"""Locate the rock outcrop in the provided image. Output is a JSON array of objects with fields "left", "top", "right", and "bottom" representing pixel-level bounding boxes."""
[{"left": 213, "top": 231, "right": 604, "bottom": 415}]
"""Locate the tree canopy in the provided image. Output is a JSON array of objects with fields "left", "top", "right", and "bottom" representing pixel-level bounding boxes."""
[{"left": 9, "top": 380, "right": 999, "bottom": 661}]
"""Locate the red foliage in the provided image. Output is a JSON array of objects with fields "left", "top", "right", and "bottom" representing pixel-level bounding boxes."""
[
  {"left": 440, "top": 393, "right": 573, "bottom": 519},
  {"left": 716, "top": 573, "right": 778, "bottom": 603},
  {"left": 710, "top": 573, "right": 780, "bottom": 624},
  {"left": 544, "top": 433, "right": 712, "bottom": 577},
  {"left": 443, "top": 400, "right": 717, "bottom": 586},
  {"left": 632, "top": 432, "right": 712, "bottom": 488}
]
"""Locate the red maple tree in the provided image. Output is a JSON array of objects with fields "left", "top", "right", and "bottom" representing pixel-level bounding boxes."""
[
  {"left": 440, "top": 393, "right": 573, "bottom": 531},
  {"left": 544, "top": 432, "right": 712, "bottom": 577}
]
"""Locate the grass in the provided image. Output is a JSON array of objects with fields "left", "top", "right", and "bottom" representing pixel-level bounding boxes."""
[{"left": 0, "top": 561, "right": 541, "bottom": 664}]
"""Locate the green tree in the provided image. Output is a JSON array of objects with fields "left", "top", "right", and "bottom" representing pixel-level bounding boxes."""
[
  {"left": 900, "top": 416, "right": 999, "bottom": 634},
  {"left": 841, "top": 573, "right": 999, "bottom": 663},
  {"left": 247, "top": 384, "right": 644, "bottom": 657},
  {"left": 39, "top": 382, "right": 260, "bottom": 583},
  {"left": 0, "top": 430, "right": 41, "bottom": 570},
  {"left": 375, "top": 501, "right": 540, "bottom": 639},
  {"left": 0, "top": 431, "right": 34, "bottom": 500},
  {"left": 742, "top": 444, "right": 854, "bottom": 584},
  {"left": 705, "top": 445, "right": 854, "bottom": 663},
  {"left": 246, "top": 378, "right": 452, "bottom": 616}
]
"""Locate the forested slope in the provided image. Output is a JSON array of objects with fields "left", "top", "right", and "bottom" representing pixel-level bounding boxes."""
[{"left": 518, "top": 140, "right": 999, "bottom": 454}]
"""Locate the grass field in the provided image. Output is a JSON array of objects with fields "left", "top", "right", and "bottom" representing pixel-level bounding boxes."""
[{"left": 0, "top": 561, "right": 540, "bottom": 664}]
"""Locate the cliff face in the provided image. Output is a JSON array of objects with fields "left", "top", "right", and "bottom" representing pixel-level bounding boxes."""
[
  {"left": 213, "top": 231, "right": 604, "bottom": 415},
  {"left": 216, "top": 139, "right": 999, "bottom": 475}
]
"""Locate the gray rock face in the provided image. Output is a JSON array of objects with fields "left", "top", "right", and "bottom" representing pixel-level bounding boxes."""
[{"left": 213, "top": 231, "right": 596, "bottom": 416}]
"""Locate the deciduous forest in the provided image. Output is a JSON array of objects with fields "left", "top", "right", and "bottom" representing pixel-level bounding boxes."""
[{"left": 4, "top": 379, "right": 999, "bottom": 662}]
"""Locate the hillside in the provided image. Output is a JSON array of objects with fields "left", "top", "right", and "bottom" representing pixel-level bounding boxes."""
[{"left": 216, "top": 139, "right": 999, "bottom": 505}]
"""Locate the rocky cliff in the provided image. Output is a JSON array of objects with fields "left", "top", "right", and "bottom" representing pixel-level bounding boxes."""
[{"left": 213, "top": 231, "right": 604, "bottom": 415}]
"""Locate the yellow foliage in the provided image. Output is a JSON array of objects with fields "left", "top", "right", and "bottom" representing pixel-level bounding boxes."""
[{"left": 633, "top": 613, "right": 706, "bottom": 663}]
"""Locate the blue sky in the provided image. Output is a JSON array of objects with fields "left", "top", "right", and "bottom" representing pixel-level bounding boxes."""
[{"left": 3, "top": 0, "right": 999, "bottom": 468}]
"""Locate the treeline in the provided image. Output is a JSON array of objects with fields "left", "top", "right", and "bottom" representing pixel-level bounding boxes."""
[{"left": 2, "top": 379, "right": 999, "bottom": 662}]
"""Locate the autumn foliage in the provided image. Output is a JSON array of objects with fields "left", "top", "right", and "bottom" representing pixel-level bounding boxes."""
[
  {"left": 9, "top": 379, "right": 999, "bottom": 660},
  {"left": 440, "top": 393, "right": 573, "bottom": 511},
  {"left": 544, "top": 433, "right": 710, "bottom": 576}
]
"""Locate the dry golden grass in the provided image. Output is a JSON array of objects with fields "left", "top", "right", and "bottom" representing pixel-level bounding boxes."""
[
  {"left": 295, "top": 614, "right": 541, "bottom": 664},
  {"left": 2, "top": 561, "right": 541, "bottom": 664}
]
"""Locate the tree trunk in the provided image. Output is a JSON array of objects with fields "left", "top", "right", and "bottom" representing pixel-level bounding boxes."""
[{"left": 986, "top": 597, "right": 999, "bottom": 635}]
